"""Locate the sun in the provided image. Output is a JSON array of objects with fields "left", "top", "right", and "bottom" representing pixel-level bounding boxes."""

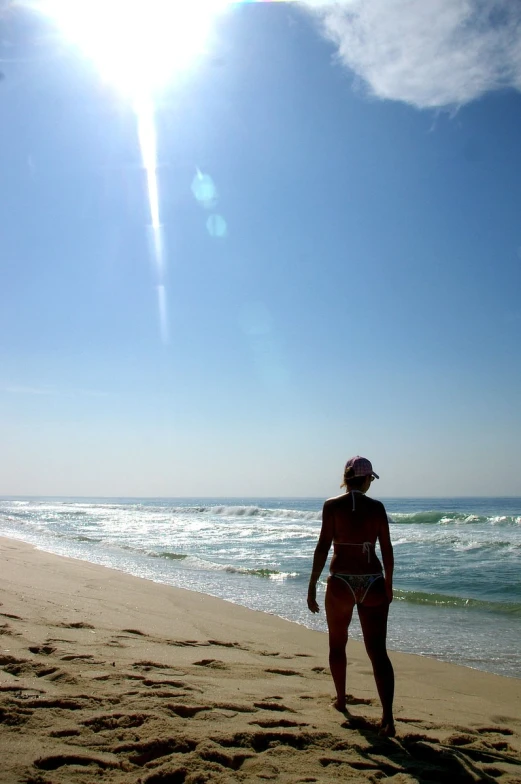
[
  {"left": 31, "top": 0, "right": 230, "bottom": 345},
  {"left": 37, "top": 0, "right": 228, "bottom": 99}
]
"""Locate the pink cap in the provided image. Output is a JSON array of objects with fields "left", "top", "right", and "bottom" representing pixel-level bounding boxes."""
[{"left": 344, "top": 456, "right": 379, "bottom": 479}]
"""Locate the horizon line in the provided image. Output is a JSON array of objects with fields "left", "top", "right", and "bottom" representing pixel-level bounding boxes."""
[{"left": 1, "top": 494, "right": 521, "bottom": 500}]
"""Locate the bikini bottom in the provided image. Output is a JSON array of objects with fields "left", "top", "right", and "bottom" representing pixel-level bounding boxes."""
[{"left": 331, "top": 573, "right": 384, "bottom": 604}]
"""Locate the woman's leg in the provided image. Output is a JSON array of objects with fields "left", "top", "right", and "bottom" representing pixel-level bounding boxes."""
[
  {"left": 325, "top": 577, "right": 355, "bottom": 712},
  {"left": 358, "top": 592, "right": 395, "bottom": 735}
]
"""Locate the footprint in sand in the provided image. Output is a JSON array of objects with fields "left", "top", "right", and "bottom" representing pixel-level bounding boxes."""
[
  {"left": 192, "top": 739, "right": 255, "bottom": 771},
  {"left": 486, "top": 740, "right": 512, "bottom": 751},
  {"left": 194, "top": 659, "right": 228, "bottom": 669},
  {"left": 398, "top": 716, "right": 429, "bottom": 724},
  {"left": 29, "top": 645, "right": 56, "bottom": 656},
  {"left": 254, "top": 701, "right": 295, "bottom": 713},
  {"left": 34, "top": 753, "right": 119, "bottom": 772},
  {"left": 166, "top": 704, "right": 210, "bottom": 718},
  {"left": 447, "top": 733, "right": 478, "bottom": 746},
  {"left": 208, "top": 639, "right": 243, "bottom": 649},
  {"left": 107, "top": 638, "right": 128, "bottom": 648},
  {"left": 49, "top": 728, "right": 81, "bottom": 738},
  {"left": 142, "top": 678, "right": 195, "bottom": 689},
  {"left": 167, "top": 639, "right": 208, "bottom": 647},
  {"left": 249, "top": 718, "right": 308, "bottom": 728},
  {"left": 478, "top": 725, "right": 514, "bottom": 735},
  {"left": 133, "top": 660, "right": 181, "bottom": 672},
  {"left": 111, "top": 737, "right": 196, "bottom": 766},
  {"left": 22, "top": 696, "right": 103, "bottom": 710},
  {"left": 345, "top": 693, "right": 375, "bottom": 706},
  {"left": 215, "top": 730, "right": 322, "bottom": 753},
  {"left": 0, "top": 684, "right": 45, "bottom": 697},
  {"left": 0, "top": 654, "right": 60, "bottom": 679},
  {"left": 60, "top": 654, "right": 95, "bottom": 661},
  {"left": 82, "top": 712, "right": 150, "bottom": 732},
  {"left": 46, "top": 637, "right": 72, "bottom": 644},
  {"left": 214, "top": 702, "right": 256, "bottom": 713},
  {"left": 57, "top": 622, "right": 95, "bottom": 629},
  {"left": 0, "top": 703, "right": 35, "bottom": 727}
]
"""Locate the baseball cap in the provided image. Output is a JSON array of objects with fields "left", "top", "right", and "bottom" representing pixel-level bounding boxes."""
[{"left": 344, "top": 456, "right": 379, "bottom": 479}]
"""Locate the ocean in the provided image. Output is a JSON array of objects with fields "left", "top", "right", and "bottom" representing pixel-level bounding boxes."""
[{"left": 0, "top": 496, "right": 520, "bottom": 679}]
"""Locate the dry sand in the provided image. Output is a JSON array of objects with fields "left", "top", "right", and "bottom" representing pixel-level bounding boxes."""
[{"left": 1, "top": 536, "right": 520, "bottom": 784}]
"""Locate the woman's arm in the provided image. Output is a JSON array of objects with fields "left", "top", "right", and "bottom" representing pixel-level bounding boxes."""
[
  {"left": 378, "top": 505, "right": 394, "bottom": 603},
  {"left": 307, "top": 502, "right": 334, "bottom": 614}
]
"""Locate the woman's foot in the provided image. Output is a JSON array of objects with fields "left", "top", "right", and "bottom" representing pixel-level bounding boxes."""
[
  {"left": 332, "top": 698, "right": 348, "bottom": 714},
  {"left": 378, "top": 719, "right": 396, "bottom": 737}
]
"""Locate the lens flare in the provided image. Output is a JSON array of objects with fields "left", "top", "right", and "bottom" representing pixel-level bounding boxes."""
[
  {"left": 29, "top": 0, "right": 291, "bottom": 339},
  {"left": 35, "top": 0, "right": 230, "bottom": 343},
  {"left": 135, "top": 94, "right": 168, "bottom": 339}
]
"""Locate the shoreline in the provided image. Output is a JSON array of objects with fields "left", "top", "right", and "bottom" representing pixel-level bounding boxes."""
[
  {"left": 2, "top": 528, "right": 520, "bottom": 681},
  {"left": 1, "top": 535, "right": 521, "bottom": 783}
]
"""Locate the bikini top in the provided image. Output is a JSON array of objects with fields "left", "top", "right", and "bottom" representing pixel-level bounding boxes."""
[
  {"left": 348, "top": 489, "right": 364, "bottom": 511},
  {"left": 334, "top": 541, "right": 373, "bottom": 562}
]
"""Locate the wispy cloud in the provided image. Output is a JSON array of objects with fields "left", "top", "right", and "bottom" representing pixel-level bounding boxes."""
[
  {"left": 303, "top": 0, "right": 521, "bottom": 109},
  {"left": 1, "top": 384, "right": 108, "bottom": 397},
  {"left": 2, "top": 385, "right": 55, "bottom": 396}
]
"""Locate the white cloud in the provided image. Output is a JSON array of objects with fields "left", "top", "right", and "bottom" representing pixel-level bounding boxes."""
[{"left": 303, "top": 0, "right": 521, "bottom": 109}]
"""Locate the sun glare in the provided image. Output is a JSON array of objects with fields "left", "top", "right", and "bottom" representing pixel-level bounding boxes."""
[
  {"left": 34, "top": 0, "right": 229, "bottom": 343},
  {"left": 39, "top": 0, "right": 227, "bottom": 98}
]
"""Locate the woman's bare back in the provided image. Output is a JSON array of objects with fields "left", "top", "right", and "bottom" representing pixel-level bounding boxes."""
[{"left": 326, "top": 491, "right": 387, "bottom": 575}]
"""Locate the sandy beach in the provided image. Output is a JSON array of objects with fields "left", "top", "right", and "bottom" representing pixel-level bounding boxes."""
[{"left": 1, "top": 536, "right": 520, "bottom": 784}]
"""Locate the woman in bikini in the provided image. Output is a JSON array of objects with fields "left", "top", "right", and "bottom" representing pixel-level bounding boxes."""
[{"left": 307, "top": 456, "right": 395, "bottom": 736}]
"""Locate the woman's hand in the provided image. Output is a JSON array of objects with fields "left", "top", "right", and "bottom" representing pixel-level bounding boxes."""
[{"left": 307, "top": 583, "right": 320, "bottom": 613}]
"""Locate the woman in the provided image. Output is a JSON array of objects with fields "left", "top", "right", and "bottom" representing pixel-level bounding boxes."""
[{"left": 307, "top": 456, "right": 395, "bottom": 736}]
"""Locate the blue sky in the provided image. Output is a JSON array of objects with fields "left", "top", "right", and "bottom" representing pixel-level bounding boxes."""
[{"left": 1, "top": 0, "right": 521, "bottom": 497}]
